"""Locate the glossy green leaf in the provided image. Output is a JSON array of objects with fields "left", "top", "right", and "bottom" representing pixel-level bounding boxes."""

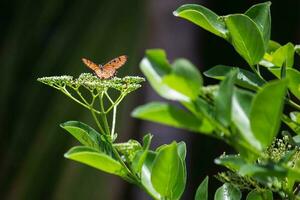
[
  {"left": 141, "top": 151, "right": 161, "bottom": 199},
  {"left": 250, "top": 80, "right": 287, "bottom": 149},
  {"left": 60, "top": 121, "right": 101, "bottom": 150},
  {"left": 172, "top": 154, "right": 186, "bottom": 200},
  {"left": 173, "top": 4, "right": 227, "bottom": 39},
  {"left": 214, "top": 183, "right": 241, "bottom": 200},
  {"left": 231, "top": 88, "right": 262, "bottom": 153},
  {"left": 64, "top": 146, "right": 126, "bottom": 176},
  {"left": 215, "top": 70, "right": 236, "bottom": 127},
  {"left": 151, "top": 142, "right": 180, "bottom": 197},
  {"left": 246, "top": 189, "right": 273, "bottom": 200},
  {"left": 215, "top": 155, "right": 247, "bottom": 171},
  {"left": 132, "top": 102, "right": 213, "bottom": 133},
  {"left": 245, "top": 2, "right": 271, "bottom": 49},
  {"left": 163, "top": 59, "right": 202, "bottom": 100},
  {"left": 204, "top": 65, "right": 265, "bottom": 90},
  {"left": 195, "top": 176, "right": 208, "bottom": 200},
  {"left": 224, "top": 14, "right": 265, "bottom": 66},
  {"left": 140, "top": 49, "right": 190, "bottom": 102}
]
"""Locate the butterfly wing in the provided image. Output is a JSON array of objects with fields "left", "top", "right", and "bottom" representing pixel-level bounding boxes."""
[
  {"left": 81, "top": 58, "right": 103, "bottom": 78},
  {"left": 101, "top": 55, "right": 127, "bottom": 78}
]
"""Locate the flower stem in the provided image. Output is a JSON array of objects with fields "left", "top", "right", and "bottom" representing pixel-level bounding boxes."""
[
  {"left": 111, "top": 106, "right": 117, "bottom": 138},
  {"left": 99, "top": 92, "right": 110, "bottom": 135}
]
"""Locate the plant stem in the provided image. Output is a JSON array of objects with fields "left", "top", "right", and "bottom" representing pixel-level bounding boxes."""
[
  {"left": 287, "top": 99, "right": 300, "bottom": 111},
  {"left": 99, "top": 92, "right": 110, "bottom": 135},
  {"left": 111, "top": 105, "right": 117, "bottom": 139},
  {"left": 90, "top": 96, "right": 105, "bottom": 134},
  {"left": 105, "top": 93, "right": 126, "bottom": 113},
  {"left": 60, "top": 87, "right": 101, "bottom": 114}
]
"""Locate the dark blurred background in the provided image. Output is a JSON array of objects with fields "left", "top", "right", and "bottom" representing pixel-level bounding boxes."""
[{"left": 0, "top": 0, "right": 299, "bottom": 199}]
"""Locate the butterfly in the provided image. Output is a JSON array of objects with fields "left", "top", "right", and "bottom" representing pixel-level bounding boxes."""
[{"left": 82, "top": 55, "right": 127, "bottom": 79}]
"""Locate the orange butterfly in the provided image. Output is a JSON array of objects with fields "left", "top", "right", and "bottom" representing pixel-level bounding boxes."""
[{"left": 82, "top": 55, "right": 127, "bottom": 79}]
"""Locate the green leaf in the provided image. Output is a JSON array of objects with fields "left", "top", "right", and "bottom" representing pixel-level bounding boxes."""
[
  {"left": 250, "top": 80, "right": 287, "bottom": 149},
  {"left": 132, "top": 134, "right": 153, "bottom": 174},
  {"left": 267, "top": 40, "right": 281, "bottom": 53},
  {"left": 132, "top": 102, "right": 213, "bottom": 133},
  {"left": 245, "top": 2, "right": 271, "bottom": 49},
  {"left": 172, "top": 154, "right": 186, "bottom": 200},
  {"left": 214, "top": 183, "right": 241, "bottom": 200},
  {"left": 195, "top": 176, "right": 209, "bottom": 200},
  {"left": 231, "top": 88, "right": 263, "bottom": 154},
  {"left": 282, "top": 114, "right": 300, "bottom": 135},
  {"left": 204, "top": 65, "right": 265, "bottom": 90},
  {"left": 224, "top": 14, "right": 265, "bottom": 66},
  {"left": 268, "top": 68, "right": 300, "bottom": 100},
  {"left": 140, "top": 49, "right": 190, "bottom": 102},
  {"left": 163, "top": 59, "right": 203, "bottom": 100},
  {"left": 64, "top": 146, "right": 126, "bottom": 176},
  {"left": 173, "top": 4, "right": 227, "bottom": 39},
  {"left": 140, "top": 151, "right": 161, "bottom": 199},
  {"left": 286, "top": 68, "right": 300, "bottom": 100},
  {"left": 177, "top": 142, "right": 187, "bottom": 160},
  {"left": 215, "top": 155, "right": 247, "bottom": 171},
  {"left": 239, "top": 163, "right": 286, "bottom": 183},
  {"left": 246, "top": 189, "right": 273, "bottom": 200},
  {"left": 60, "top": 121, "right": 101, "bottom": 150},
  {"left": 151, "top": 142, "right": 180, "bottom": 198},
  {"left": 269, "top": 43, "right": 295, "bottom": 67},
  {"left": 215, "top": 70, "right": 236, "bottom": 127}
]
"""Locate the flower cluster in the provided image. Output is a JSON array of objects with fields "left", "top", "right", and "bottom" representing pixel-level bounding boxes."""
[{"left": 37, "top": 73, "right": 145, "bottom": 93}]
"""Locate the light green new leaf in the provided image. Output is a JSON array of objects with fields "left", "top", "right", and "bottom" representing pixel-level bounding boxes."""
[
  {"left": 195, "top": 176, "right": 208, "bottom": 200},
  {"left": 173, "top": 4, "right": 227, "bottom": 39},
  {"left": 60, "top": 121, "right": 101, "bottom": 150},
  {"left": 245, "top": 2, "right": 271, "bottom": 49},
  {"left": 64, "top": 146, "right": 126, "bottom": 177},
  {"left": 132, "top": 134, "right": 153, "bottom": 174},
  {"left": 270, "top": 43, "right": 295, "bottom": 67},
  {"left": 132, "top": 102, "right": 213, "bottom": 133},
  {"left": 250, "top": 80, "right": 287, "bottom": 149},
  {"left": 163, "top": 59, "right": 202, "bottom": 100},
  {"left": 246, "top": 189, "right": 273, "bottom": 200},
  {"left": 204, "top": 65, "right": 265, "bottom": 90},
  {"left": 267, "top": 40, "right": 281, "bottom": 53},
  {"left": 215, "top": 70, "right": 237, "bottom": 127},
  {"left": 140, "top": 49, "right": 190, "bottom": 102},
  {"left": 214, "top": 183, "right": 241, "bottom": 200},
  {"left": 224, "top": 14, "right": 265, "bottom": 66},
  {"left": 151, "top": 142, "right": 180, "bottom": 198}
]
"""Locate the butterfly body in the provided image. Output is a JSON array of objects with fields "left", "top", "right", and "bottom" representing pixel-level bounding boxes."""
[{"left": 82, "top": 55, "right": 127, "bottom": 79}]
